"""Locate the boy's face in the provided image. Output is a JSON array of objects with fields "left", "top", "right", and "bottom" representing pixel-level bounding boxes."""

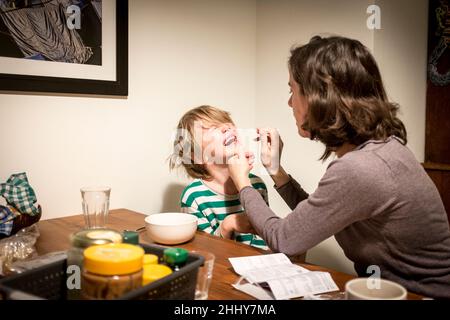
[{"left": 199, "top": 121, "right": 238, "bottom": 165}]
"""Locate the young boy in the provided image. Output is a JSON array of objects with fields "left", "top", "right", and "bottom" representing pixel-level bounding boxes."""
[{"left": 169, "top": 105, "right": 268, "bottom": 250}]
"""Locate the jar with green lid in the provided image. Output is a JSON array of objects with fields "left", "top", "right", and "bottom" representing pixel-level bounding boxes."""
[
  {"left": 82, "top": 243, "right": 144, "bottom": 300},
  {"left": 122, "top": 230, "right": 139, "bottom": 245},
  {"left": 163, "top": 248, "right": 189, "bottom": 271}
]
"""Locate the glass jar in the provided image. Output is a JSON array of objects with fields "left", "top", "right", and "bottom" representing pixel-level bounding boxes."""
[
  {"left": 67, "top": 229, "right": 123, "bottom": 300},
  {"left": 67, "top": 229, "right": 123, "bottom": 271},
  {"left": 81, "top": 243, "right": 144, "bottom": 300}
]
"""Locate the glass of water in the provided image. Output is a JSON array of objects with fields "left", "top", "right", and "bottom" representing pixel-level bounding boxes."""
[{"left": 80, "top": 187, "right": 111, "bottom": 229}]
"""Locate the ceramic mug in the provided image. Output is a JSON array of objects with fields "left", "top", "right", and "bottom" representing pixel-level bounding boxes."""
[{"left": 345, "top": 278, "right": 407, "bottom": 300}]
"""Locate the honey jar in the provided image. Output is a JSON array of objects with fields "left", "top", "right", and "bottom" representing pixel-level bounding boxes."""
[
  {"left": 67, "top": 229, "right": 123, "bottom": 300},
  {"left": 81, "top": 243, "right": 144, "bottom": 299}
]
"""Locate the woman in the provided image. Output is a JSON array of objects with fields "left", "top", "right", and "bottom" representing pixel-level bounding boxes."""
[{"left": 228, "top": 36, "right": 450, "bottom": 299}]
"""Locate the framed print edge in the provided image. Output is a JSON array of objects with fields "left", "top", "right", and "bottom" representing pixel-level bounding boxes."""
[{"left": 0, "top": 0, "right": 128, "bottom": 97}]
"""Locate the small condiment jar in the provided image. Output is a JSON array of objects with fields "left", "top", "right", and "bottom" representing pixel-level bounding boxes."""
[
  {"left": 122, "top": 230, "right": 139, "bottom": 245},
  {"left": 142, "top": 264, "right": 173, "bottom": 286},
  {"left": 163, "top": 248, "right": 188, "bottom": 271},
  {"left": 82, "top": 243, "right": 144, "bottom": 300},
  {"left": 143, "top": 254, "right": 159, "bottom": 266}
]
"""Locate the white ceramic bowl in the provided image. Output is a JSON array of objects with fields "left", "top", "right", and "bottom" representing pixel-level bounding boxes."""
[{"left": 144, "top": 213, "right": 198, "bottom": 245}]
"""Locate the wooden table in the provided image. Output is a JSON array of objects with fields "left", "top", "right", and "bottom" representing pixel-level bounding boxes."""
[{"left": 35, "top": 209, "right": 422, "bottom": 300}]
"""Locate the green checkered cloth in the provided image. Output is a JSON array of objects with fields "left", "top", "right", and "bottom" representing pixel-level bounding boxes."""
[{"left": 0, "top": 172, "right": 40, "bottom": 216}]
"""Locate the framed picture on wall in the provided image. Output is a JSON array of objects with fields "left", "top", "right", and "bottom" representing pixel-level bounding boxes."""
[{"left": 0, "top": 0, "right": 128, "bottom": 96}]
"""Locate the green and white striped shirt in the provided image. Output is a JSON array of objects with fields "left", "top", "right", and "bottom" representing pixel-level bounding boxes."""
[{"left": 180, "top": 174, "right": 269, "bottom": 250}]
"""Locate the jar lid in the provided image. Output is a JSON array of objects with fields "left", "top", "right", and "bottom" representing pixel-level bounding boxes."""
[
  {"left": 163, "top": 248, "right": 188, "bottom": 265},
  {"left": 122, "top": 230, "right": 139, "bottom": 245},
  {"left": 143, "top": 264, "right": 172, "bottom": 285},
  {"left": 71, "top": 229, "right": 123, "bottom": 249},
  {"left": 84, "top": 243, "right": 144, "bottom": 275},
  {"left": 143, "top": 254, "right": 158, "bottom": 265}
]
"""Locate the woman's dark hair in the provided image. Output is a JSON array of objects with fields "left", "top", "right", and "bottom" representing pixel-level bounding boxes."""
[{"left": 289, "top": 35, "right": 407, "bottom": 160}]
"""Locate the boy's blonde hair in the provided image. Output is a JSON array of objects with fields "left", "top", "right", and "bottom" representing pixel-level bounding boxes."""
[{"left": 169, "top": 105, "right": 234, "bottom": 180}]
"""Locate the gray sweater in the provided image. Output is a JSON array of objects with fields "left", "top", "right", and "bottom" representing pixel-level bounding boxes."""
[{"left": 240, "top": 136, "right": 450, "bottom": 299}]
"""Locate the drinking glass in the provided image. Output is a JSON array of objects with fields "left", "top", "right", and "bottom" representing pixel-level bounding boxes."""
[
  {"left": 81, "top": 187, "right": 111, "bottom": 229},
  {"left": 191, "top": 250, "right": 215, "bottom": 300}
]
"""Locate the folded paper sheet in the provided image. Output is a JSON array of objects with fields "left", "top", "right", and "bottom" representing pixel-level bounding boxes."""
[{"left": 229, "top": 253, "right": 339, "bottom": 300}]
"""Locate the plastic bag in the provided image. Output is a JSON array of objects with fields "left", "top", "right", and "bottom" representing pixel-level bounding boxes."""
[
  {"left": 5, "top": 251, "right": 67, "bottom": 275},
  {"left": 0, "top": 224, "right": 40, "bottom": 276}
]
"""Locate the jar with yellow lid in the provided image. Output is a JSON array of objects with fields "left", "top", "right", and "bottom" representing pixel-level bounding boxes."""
[
  {"left": 67, "top": 229, "right": 123, "bottom": 300},
  {"left": 143, "top": 254, "right": 159, "bottom": 266},
  {"left": 142, "top": 264, "right": 173, "bottom": 286},
  {"left": 81, "top": 243, "right": 144, "bottom": 300}
]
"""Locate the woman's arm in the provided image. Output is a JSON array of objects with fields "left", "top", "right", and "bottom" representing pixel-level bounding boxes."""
[
  {"left": 238, "top": 158, "right": 383, "bottom": 256},
  {"left": 273, "top": 170, "right": 309, "bottom": 210},
  {"left": 269, "top": 166, "right": 291, "bottom": 187},
  {"left": 228, "top": 135, "right": 373, "bottom": 256}
]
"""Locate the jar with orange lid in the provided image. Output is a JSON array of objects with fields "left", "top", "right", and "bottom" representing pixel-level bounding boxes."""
[{"left": 81, "top": 243, "right": 144, "bottom": 300}]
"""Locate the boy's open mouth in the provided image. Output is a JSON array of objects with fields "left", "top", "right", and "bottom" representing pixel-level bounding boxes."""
[{"left": 223, "top": 134, "right": 237, "bottom": 147}]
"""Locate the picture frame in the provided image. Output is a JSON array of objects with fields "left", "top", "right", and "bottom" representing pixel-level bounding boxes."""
[{"left": 0, "top": 0, "right": 128, "bottom": 96}]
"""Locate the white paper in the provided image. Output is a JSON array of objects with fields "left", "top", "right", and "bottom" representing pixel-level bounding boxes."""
[
  {"left": 229, "top": 253, "right": 301, "bottom": 276},
  {"left": 239, "top": 264, "right": 309, "bottom": 283},
  {"left": 267, "top": 272, "right": 339, "bottom": 300},
  {"left": 232, "top": 278, "right": 275, "bottom": 300},
  {"left": 229, "top": 253, "right": 339, "bottom": 300}
]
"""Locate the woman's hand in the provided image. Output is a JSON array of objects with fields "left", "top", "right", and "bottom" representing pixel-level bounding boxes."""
[
  {"left": 258, "top": 128, "right": 291, "bottom": 187},
  {"left": 228, "top": 144, "right": 254, "bottom": 192},
  {"left": 258, "top": 128, "right": 284, "bottom": 175},
  {"left": 220, "top": 213, "right": 256, "bottom": 239}
]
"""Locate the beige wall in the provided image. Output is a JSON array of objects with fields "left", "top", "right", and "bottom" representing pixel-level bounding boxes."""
[
  {"left": 0, "top": 0, "right": 257, "bottom": 218},
  {"left": 0, "top": 0, "right": 429, "bottom": 275},
  {"left": 374, "top": 0, "right": 429, "bottom": 162}
]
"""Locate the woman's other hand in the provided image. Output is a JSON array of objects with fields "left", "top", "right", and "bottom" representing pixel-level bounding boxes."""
[
  {"left": 259, "top": 128, "right": 284, "bottom": 175},
  {"left": 258, "top": 128, "right": 291, "bottom": 187},
  {"left": 228, "top": 143, "right": 253, "bottom": 192}
]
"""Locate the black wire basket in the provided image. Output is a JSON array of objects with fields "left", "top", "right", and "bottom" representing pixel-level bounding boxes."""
[{"left": 0, "top": 243, "right": 204, "bottom": 300}]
